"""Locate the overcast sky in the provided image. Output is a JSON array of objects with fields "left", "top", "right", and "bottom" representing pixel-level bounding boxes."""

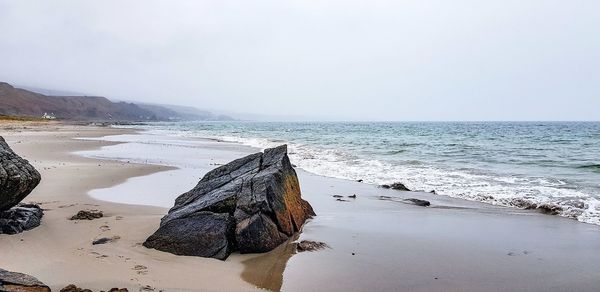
[{"left": 0, "top": 0, "right": 598, "bottom": 121}]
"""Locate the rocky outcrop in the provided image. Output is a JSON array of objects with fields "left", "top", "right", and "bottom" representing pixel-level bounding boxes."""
[
  {"left": 0, "top": 203, "right": 43, "bottom": 235},
  {"left": 0, "top": 268, "right": 50, "bottom": 292},
  {"left": 144, "top": 145, "right": 315, "bottom": 260},
  {"left": 0, "top": 136, "right": 41, "bottom": 211}
]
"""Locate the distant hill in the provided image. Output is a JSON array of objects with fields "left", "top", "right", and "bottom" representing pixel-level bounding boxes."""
[
  {"left": 137, "top": 103, "right": 235, "bottom": 121},
  {"left": 0, "top": 82, "right": 232, "bottom": 121}
]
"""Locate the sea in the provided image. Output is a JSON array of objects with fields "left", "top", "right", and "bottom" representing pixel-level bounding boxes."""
[{"left": 121, "top": 121, "right": 600, "bottom": 225}]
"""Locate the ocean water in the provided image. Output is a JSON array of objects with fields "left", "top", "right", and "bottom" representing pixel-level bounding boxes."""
[{"left": 126, "top": 121, "right": 600, "bottom": 225}]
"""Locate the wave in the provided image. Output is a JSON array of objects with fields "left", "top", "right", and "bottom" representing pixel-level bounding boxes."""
[{"left": 577, "top": 164, "right": 600, "bottom": 172}]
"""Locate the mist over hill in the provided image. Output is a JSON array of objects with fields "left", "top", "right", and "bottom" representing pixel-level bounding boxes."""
[{"left": 0, "top": 82, "right": 232, "bottom": 122}]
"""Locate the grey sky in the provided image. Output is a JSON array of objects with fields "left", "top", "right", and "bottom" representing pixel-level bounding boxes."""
[{"left": 0, "top": 0, "right": 598, "bottom": 121}]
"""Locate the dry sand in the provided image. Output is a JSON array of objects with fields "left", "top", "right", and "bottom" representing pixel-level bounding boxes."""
[{"left": 0, "top": 122, "right": 260, "bottom": 291}]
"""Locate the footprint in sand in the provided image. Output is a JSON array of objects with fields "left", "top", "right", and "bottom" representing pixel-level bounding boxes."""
[
  {"left": 90, "top": 251, "right": 109, "bottom": 259},
  {"left": 58, "top": 203, "right": 78, "bottom": 208},
  {"left": 139, "top": 285, "right": 155, "bottom": 291},
  {"left": 133, "top": 265, "right": 148, "bottom": 275}
]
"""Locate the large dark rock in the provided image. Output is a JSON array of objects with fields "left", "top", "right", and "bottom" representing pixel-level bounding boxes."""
[
  {"left": 0, "top": 137, "right": 41, "bottom": 211},
  {"left": 0, "top": 203, "right": 43, "bottom": 235},
  {"left": 144, "top": 145, "right": 315, "bottom": 260},
  {"left": 0, "top": 268, "right": 50, "bottom": 292}
]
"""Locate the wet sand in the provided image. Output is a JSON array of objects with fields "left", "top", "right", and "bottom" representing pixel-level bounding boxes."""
[{"left": 2, "top": 122, "right": 600, "bottom": 291}]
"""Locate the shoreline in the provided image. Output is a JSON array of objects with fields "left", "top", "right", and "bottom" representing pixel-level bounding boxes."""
[
  {"left": 2, "top": 122, "right": 600, "bottom": 291},
  {"left": 95, "top": 124, "right": 598, "bottom": 227},
  {"left": 116, "top": 122, "right": 600, "bottom": 227}
]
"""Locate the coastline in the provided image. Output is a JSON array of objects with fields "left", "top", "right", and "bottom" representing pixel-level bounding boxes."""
[{"left": 2, "top": 122, "right": 600, "bottom": 291}]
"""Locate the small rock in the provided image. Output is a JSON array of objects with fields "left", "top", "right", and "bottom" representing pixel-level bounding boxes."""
[
  {"left": 335, "top": 198, "right": 349, "bottom": 202},
  {"left": 297, "top": 240, "right": 329, "bottom": 252},
  {"left": 404, "top": 198, "right": 431, "bottom": 207},
  {"left": 108, "top": 288, "right": 129, "bottom": 292},
  {"left": 70, "top": 210, "right": 103, "bottom": 220},
  {"left": 92, "top": 235, "right": 121, "bottom": 245},
  {"left": 332, "top": 195, "right": 343, "bottom": 198},
  {"left": 356, "top": 179, "right": 363, "bottom": 183},
  {"left": 60, "top": 284, "right": 92, "bottom": 292},
  {"left": 389, "top": 182, "right": 411, "bottom": 191}
]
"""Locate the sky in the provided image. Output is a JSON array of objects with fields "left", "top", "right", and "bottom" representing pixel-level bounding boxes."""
[{"left": 0, "top": 0, "right": 598, "bottom": 121}]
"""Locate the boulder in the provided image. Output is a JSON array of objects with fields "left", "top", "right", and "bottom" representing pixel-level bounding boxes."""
[
  {"left": 0, "top": 203, "right": 43, "bottom": 235},
  {"left": 144, "top": 145, "right": 315, "bottom": 260},
  {"left": 0, "top": 136, "right": 41, "bottom": 211},
  {"left": 0, "top": 268, "right": 50, "bottom": 292}
]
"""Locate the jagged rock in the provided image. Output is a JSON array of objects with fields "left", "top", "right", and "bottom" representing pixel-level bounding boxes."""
[
  {"left": 144, "top": 145, "right": 315, "bottom": 260},
  {"left": 0, "top": 203, "right": 43, "bottom": 235},
  {"left": 0, "top": 268, "right": 50, "bottom": 292},
  {"left": 0, "top": 136, "right": 41, "bottom": 211},
  {"left": 70, "top": 210, "right": 103, "bottom": 220},
  {"left": 381, "top": 182, "right": 411, "bottom": 191},
  {"left": 404, "top": 198, "right": 431, "bottom": 207},
  {"left": 297, "top": 240, "right": 329, "bottom": 252}
]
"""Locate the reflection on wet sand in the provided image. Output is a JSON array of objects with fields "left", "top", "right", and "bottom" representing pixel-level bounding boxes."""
[{"left": 241, "top": 235, "right": 299, "bottom": 291}]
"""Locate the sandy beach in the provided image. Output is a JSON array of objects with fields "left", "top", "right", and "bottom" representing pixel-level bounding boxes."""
[
  {"left": 2, "top": 122, "right": 600, "bottom": 292},
  {"left": 0, "top": 122, "right": 260, "bottom": 291}
]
